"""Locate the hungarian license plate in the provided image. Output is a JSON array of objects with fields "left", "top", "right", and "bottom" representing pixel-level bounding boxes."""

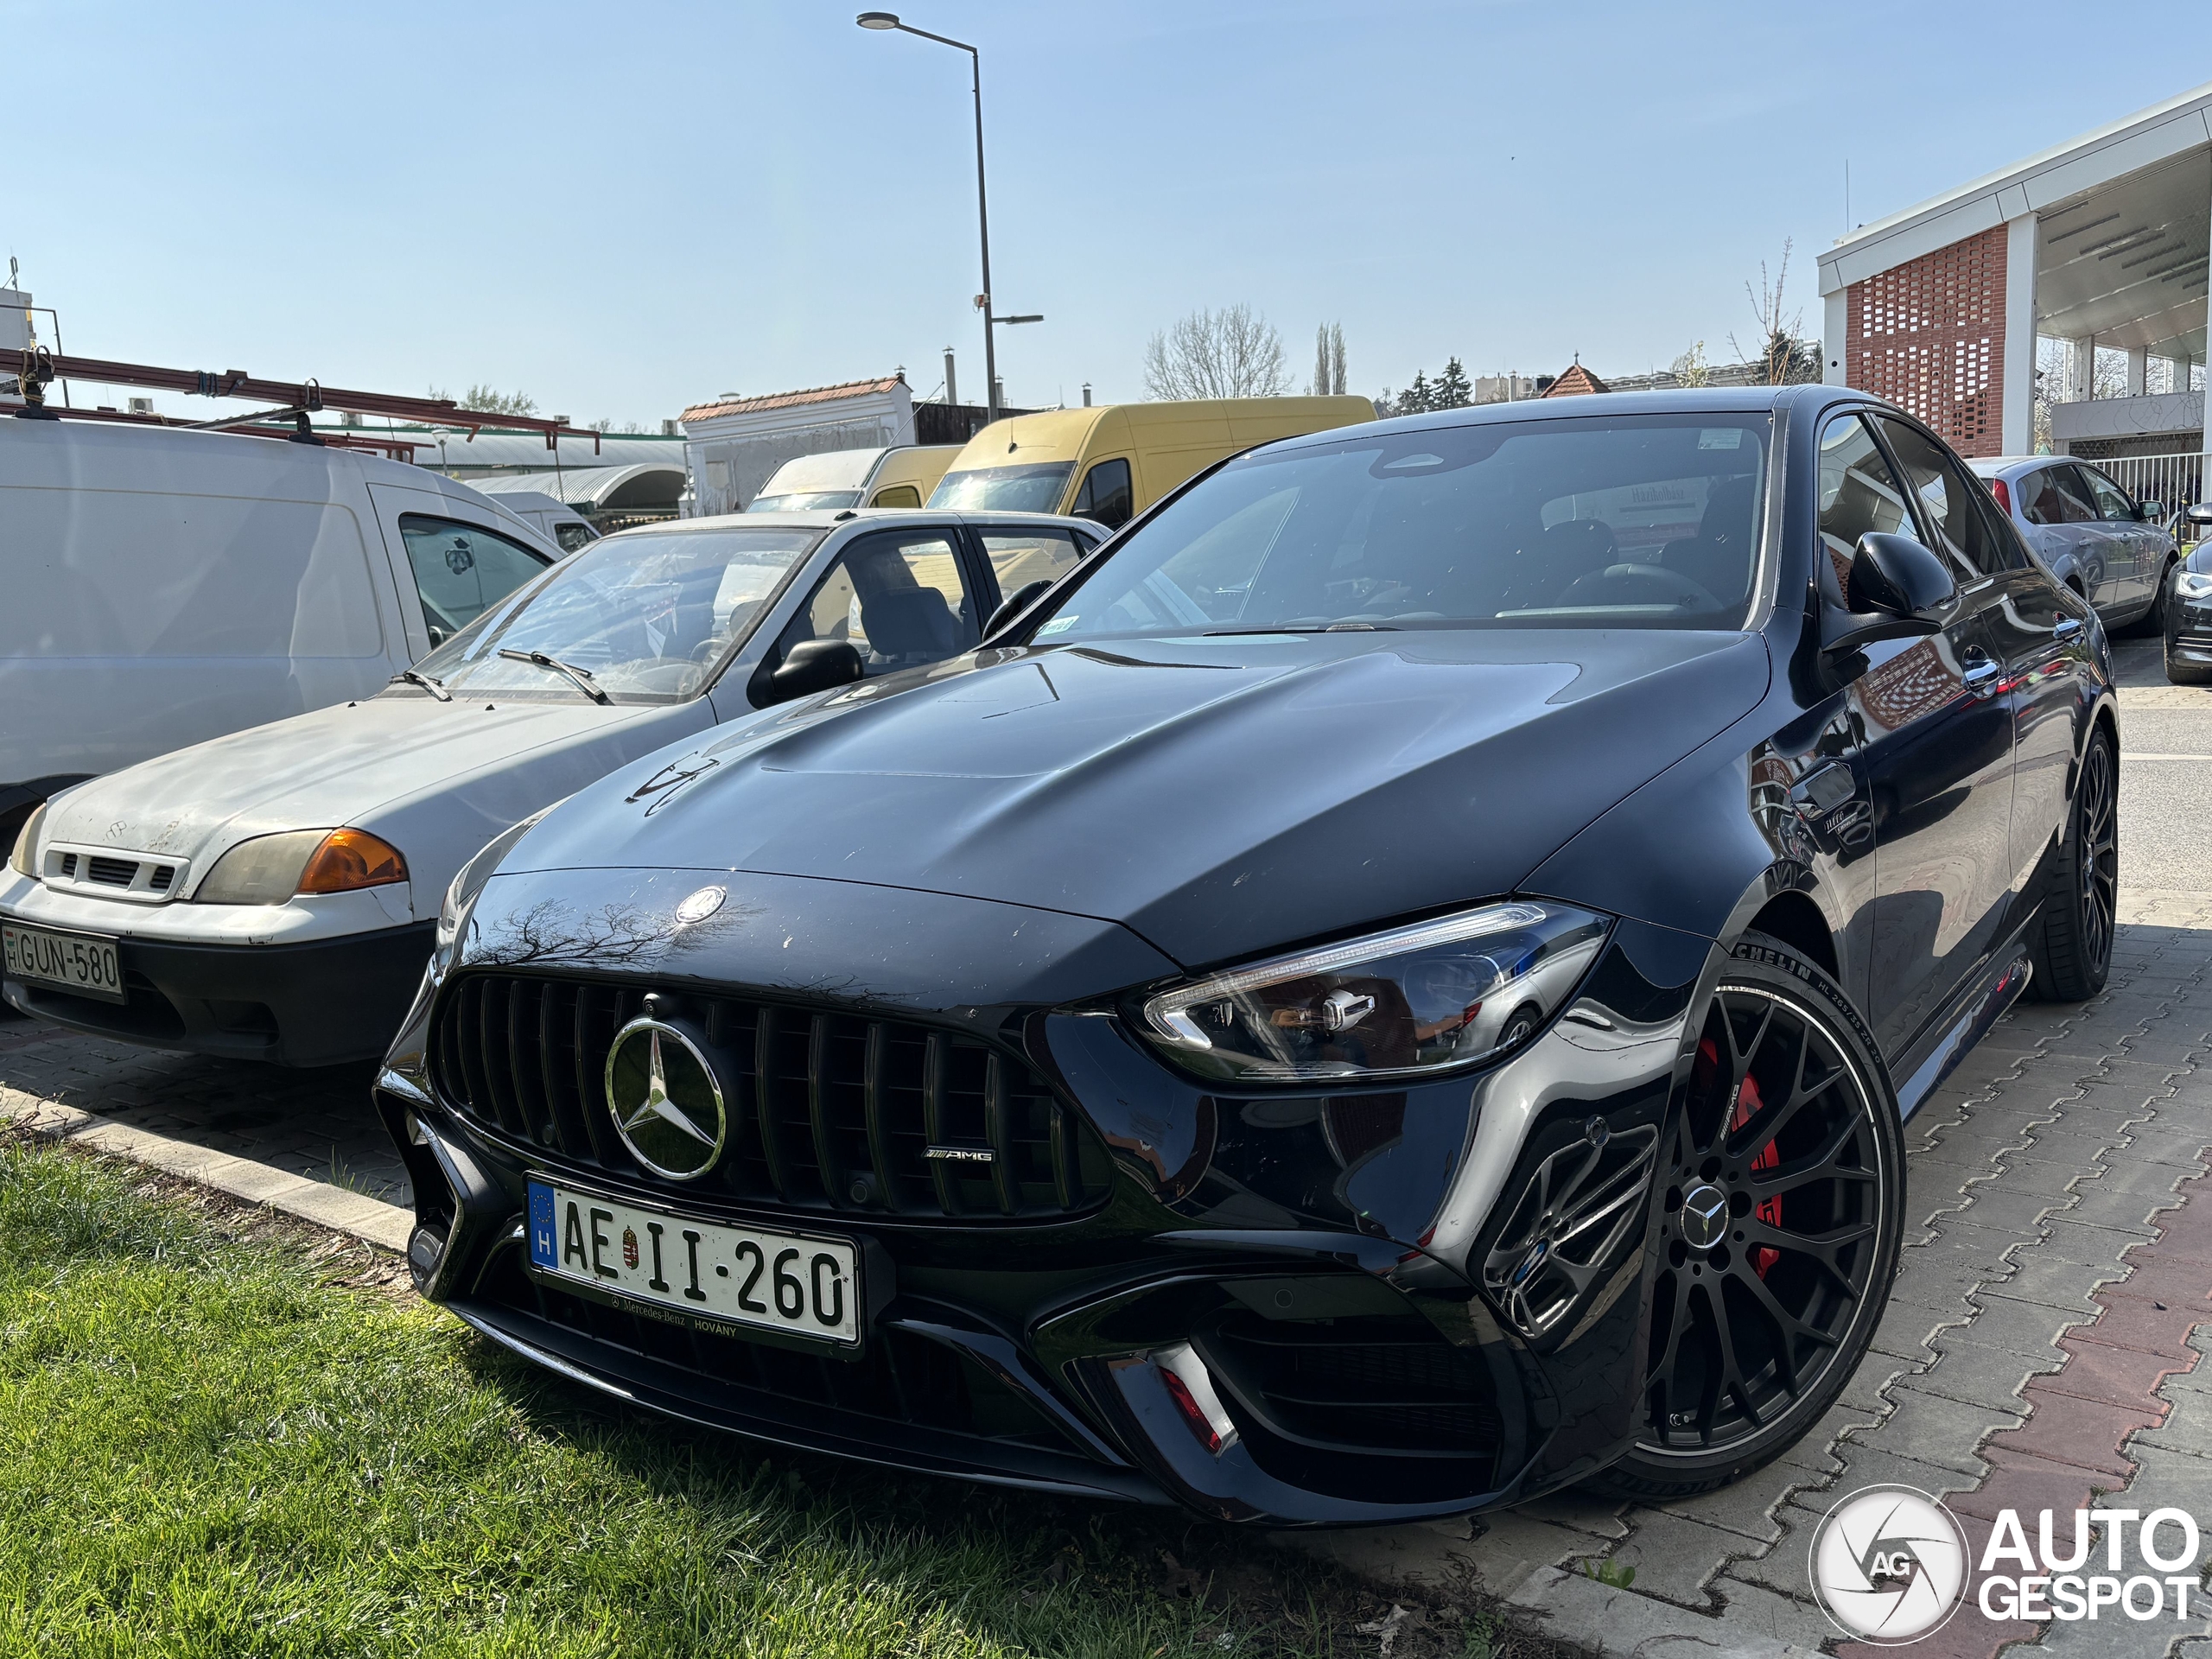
[
  {"left": 526, "top": 1179, "right": 861, "bottom": 1346},
  {"left": 2, "top": 921, "right": 124, "bottom": 1004}
]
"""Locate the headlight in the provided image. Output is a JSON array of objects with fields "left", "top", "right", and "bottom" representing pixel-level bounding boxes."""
[
  {"left": 1137, "top": 900, "right": 1611, "bottom": 1084},
  {"left": 196, "top": 829, "right": 407, "bottom": 905},
  {"left": 8, "top": 804, "right": 47, "bottom": 879},
  {"left": 437, "top": 806, "right": 559, "bottom": 961},
  {"left": 2175, "top": 571, "right": 2212, "bottom": 600}
]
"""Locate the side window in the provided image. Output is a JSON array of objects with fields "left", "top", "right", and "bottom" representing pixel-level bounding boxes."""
[
  {"left": 1816, "top": 415, "right": 1915, "bottom": 595},
  {"left": 2037, "top": 465, "right": 2100, "bottom": 524},
  {"left": 2018, "top": 469, "right": 2063, "bottom": 527},
  {"left": 978, "top": 528, "right": 1083, "bottom": 595},
  {"left": 1071, "top": 458, "right": 1134, "bottom": 530},
  {"left": 554, "top": 522, "right": 598, "bottom": 554},
  {"left": 868, "top": 485, "right": 922, "bottom": 509},
  {"left": 2080, "top": 466, "right": 2137, "bottom": 522},
  {"left": 1873, "top": 417, "right": 2015, "bottom": 578},
  {"left": 398, "top": 515, "right": 550, "bottom": 645},
  {"left": 772, "top": 531, "right": 977, "bottom": 675}
]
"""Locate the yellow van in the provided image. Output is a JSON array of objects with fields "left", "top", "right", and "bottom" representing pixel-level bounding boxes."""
[{"left": 925, "top": 396, "right": 1375, "bottom": 530}]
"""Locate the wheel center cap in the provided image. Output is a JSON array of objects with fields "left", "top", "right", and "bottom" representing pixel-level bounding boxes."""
[{"left": 1680, "top": 1182, "right": 1728, "bottom": 1249}]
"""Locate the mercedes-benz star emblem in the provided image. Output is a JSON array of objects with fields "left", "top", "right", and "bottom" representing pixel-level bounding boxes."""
[
  {"left": 1679, "top": 1182, "right": 1728, "bottom": 1249},
  {"left": 675, "top": 884, "right": 725, "bottom": 925},
  {"left": 604, "top": 1018, "right": 727, "bottom": 1180}
]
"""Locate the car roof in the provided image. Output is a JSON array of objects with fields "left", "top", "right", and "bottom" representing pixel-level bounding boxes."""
[
  {"left": 1966, "top": 455, "right": 2058, "bottom": 475},
  {"left": 1252, "top": 384, "right": 1840, "bottom": 458},
  {"left": 598, "top": 507, "right": 1102, "bottom": 537}
]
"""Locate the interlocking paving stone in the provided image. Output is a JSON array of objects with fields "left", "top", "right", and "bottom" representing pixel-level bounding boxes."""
[{"left": 0, "top": 1024, "right": 406, "bottom": 1205}]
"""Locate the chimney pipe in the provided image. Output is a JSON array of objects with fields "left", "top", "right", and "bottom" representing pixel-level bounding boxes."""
[
  {"left": 944, "top": 348, "right": 957, "bottom": 409},
  {"left": 1081, "top": 383, "right": 1091, "bottom": 407}
]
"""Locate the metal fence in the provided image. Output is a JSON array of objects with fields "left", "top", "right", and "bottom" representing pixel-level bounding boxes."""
[{"left": 2092, "top": 450, "right": 2207, "bottom": 511}]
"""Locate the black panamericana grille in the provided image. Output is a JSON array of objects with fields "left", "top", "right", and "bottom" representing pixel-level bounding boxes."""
[{"left": 434, "top": 973, "right": 1116, "bottom": 1221}]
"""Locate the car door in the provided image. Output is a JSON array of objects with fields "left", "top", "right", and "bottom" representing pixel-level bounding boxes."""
[
  {"left": 1842, "top": 414, "right": 2019, "bottom": 1059},
  {"left": 365, "top": 483, "right": 555, "bottom": 659},
  {"left": 747, "top": 525, "right": 983, "bottom": 707},
  {"left": 2051, "top": 463, "right": 2132, "bottom": 619},
  {"left": 970, "top": 522, "right": 1088, "bottom": 612},
  {"left": 2012, "top": 465, "right": 2084, "bottom": 590},
  {"left": 1069, "top": 458, "right": 1135, "bottom": 531},
  {"left": 2079, "top": 463, "right": 2154, "bottom": 613}
]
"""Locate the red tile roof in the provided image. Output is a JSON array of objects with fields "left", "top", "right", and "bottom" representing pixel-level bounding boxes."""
[
  {"left": 680, "top": 374, "right": 908, "bottom": 423},
  {"left": 1540, "top": 362, "right": 1610, "bottom": 398}
]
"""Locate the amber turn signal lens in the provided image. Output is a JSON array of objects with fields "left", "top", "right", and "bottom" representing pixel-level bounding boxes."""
[{"left": 295, "top": 829, "right": 408, "bottom": 894}]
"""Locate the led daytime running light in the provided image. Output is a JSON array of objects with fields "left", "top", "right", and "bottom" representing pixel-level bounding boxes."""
[{"left": 1138, "top": 899, "right": 1608, "bottom": 1084}]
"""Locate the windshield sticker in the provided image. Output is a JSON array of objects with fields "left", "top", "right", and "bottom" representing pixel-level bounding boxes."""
[
  {"left": 1037, "top": 616, "right": 1077, "bottom": 636},
  {"left": 1698, "top": 428, "right": 1745, "bottom": 450}
]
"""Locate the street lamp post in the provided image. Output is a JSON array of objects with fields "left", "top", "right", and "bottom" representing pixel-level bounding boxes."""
[{"left": 858, "top": 11, "right": 1034, "bottom": 425}]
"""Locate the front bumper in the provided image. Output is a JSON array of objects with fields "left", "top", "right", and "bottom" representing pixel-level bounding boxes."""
[
  {"left": 378, "top": 869, "right": 1714, "bottom": 1524},
  {"left": 6, "top": 919, "right": 435, "bottom": 1065}
]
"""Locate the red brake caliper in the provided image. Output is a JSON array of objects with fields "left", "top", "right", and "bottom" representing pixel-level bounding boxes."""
[{"left": 1722, "top": 1053, "right": 1783, "bottom": 1278}]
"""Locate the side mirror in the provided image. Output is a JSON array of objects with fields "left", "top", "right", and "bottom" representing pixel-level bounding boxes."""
[
  {"left": 2186, "top": 503, "right": 2212, "bottom": 528},
  {"left": 765, "top": 639, "right": 864, "bottom": 704},
  {"left": 1848, "top": 531, "right": 1957, "bottom": 618},
  {"left": 984, "top": 578, "right": 1052, "bottom": 639},
  {"left": 2139, "top": 499, "right": 2164, "bottom": 522},
  {"left": 1822, "top": 532, "right": 1956, "bottom": 665}
]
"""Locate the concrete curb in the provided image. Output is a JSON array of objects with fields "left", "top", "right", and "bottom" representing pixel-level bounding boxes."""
[{"left": 1, "top": 1087, "right": 413, "bottom": 1254}]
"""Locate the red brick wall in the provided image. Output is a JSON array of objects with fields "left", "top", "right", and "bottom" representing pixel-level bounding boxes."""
[{"left": 1846, "top": 226, "right": 2007, "bottom": 456}]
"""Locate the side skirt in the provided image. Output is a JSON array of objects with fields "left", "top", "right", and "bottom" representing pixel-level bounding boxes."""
[{"left": 1889, "top": 929, "right": 2037, "bottom": 1120}]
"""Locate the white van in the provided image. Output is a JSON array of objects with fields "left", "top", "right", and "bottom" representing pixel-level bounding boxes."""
[
  {"left": 745, "top": 444, "right": 963, "bottom": 513},
  {"left": 0, "top": 416, "right": 563, "bottom": 849},
  {"left": 464, "top": 488, "right": 598, "bottom": 555}
]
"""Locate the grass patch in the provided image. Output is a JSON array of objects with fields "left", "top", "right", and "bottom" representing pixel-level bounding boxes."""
[{"left": 0, "top": 1135, "right": 1583, "bottom": 1657}]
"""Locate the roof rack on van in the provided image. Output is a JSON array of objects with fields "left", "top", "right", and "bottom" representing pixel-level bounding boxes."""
[{"left": 2, "top": 346, "right": 602, "bottom": 456}]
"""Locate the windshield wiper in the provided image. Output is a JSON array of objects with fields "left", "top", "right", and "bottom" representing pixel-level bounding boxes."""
[
  {"left": 498, "top": 648, "right": 611, "bottom": 704},
  {"left": 390, "top": 668, "right": 452, "bottom": 702}
]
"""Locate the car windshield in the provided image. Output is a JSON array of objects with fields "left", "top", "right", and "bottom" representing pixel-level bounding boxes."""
[
  {"left": 405, "top": 525, "right": 823, "bottom": 702},
  {"left": 926, "top": 461, "right": 1074, "bottom": 513},
  {"left": 747, "top": 490, "right": 861, "bottom": 512},
  {"left": 1028, "top": 413, "right": 1770, "bottom": 639}
]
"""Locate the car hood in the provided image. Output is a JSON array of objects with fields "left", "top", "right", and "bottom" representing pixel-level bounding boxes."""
[
  {"left": 514, "top": 630, "right": 1770, "bottom": 971},
  {"left": 42, "top": 695, "right": 684, "bottom": 891}
]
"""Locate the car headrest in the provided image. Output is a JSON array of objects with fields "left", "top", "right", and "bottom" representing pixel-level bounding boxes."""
[
  {"left": 859, "top": 586, "right": 958, "bottom": 659},
  {"left": 1539, "top": 518, "right": 1620, "bottom": 580},
  {"left": 1660, "top": 475, "right": 1759, "bottom": 606}
]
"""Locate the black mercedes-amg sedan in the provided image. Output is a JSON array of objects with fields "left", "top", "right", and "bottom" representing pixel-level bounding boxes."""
[{"left": 375, "top": 386, "right": 2118, "bottom": 1526}]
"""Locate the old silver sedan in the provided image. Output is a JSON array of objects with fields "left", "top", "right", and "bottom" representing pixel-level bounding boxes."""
[{"left": 1969, "top": 454, "right": 2177, "bottom": 631}]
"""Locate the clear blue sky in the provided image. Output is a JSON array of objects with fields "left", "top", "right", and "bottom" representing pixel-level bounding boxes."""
[{"left": 9, "top": 1, "right": 2204, "bottom": 425}]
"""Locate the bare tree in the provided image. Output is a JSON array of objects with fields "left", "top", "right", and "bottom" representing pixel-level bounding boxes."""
[
  {"left": 1672, "top": 341, "right": 1711, "bottom": 387},
  {"left": 1311, "top": 322, "right": 1348, "bottom": 396},
  {"left": 1730, "top": 241, "right": 1821, "bottom": 386},
  {"left": 1143, "top": 304, "right": 1291, "bottom": 400},
  {"left": 429, "top": 384, "right": 541, "bottom": 417}
]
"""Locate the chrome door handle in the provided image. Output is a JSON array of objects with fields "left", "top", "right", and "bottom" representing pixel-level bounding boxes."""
[
  {"left": 2054, "top": 616, "right": 2083, "bottom": 641},
  {"left": 1962, "top": 658, "right": 2001, "bottom": 699}
]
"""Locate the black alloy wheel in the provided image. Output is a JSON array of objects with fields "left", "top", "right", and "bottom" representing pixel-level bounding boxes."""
[
  {"left": 2030, "top": 726, "right": 2118, "bottom": 1000},
  {"left": 1601, "top": 935, "right": 1902, "bottom": 1498}
]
